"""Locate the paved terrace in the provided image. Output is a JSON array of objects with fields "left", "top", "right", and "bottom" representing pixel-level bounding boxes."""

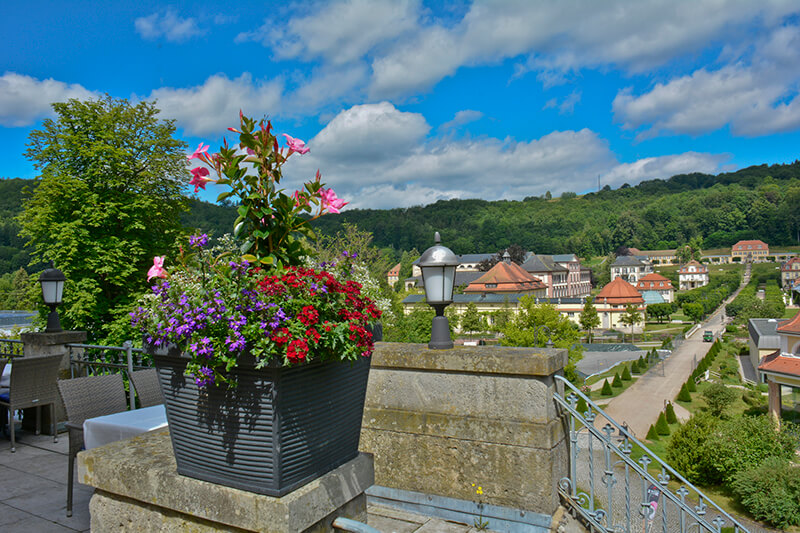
[{"left": 0, "top": 431, "right": 489, "bottom": 532}]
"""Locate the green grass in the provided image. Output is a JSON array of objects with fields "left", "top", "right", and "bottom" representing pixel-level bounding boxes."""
[{"left": 783, "top": 307, "right": 799, "bottom": 319}]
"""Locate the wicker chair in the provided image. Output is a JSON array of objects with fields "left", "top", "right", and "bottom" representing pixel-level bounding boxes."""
[
  {"left": 0, "top": 353, "right": 63, "bottom": 452},
  {"left": 128, "top": 368, "right": 163, "bottom": 408},
  {"left": 58, "top": 373, "right": 127, "bottom": 517}
]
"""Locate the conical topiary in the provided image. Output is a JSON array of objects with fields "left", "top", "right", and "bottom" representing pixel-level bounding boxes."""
[
  {"left": 646, "top": 424, "right": 659, "bottom": 441},
  {"left": 677, "top": 383, "right": 692, "bottom": 402},
  {"left": 601, "top": 379, "right": 613, "bottom": 396},
  {"left": 687, "top": 378, "right": 697, "bottom": 393},
  {"left": 576, "top": 396, "right": 588, "bottom": 415},
  {"left": 621, "top": 365, "right": 632, "bottom": 381},
  {"left": 612, "top": 372, "right": 623, "bottom": 388},
  {"left": 631, "top": 360, "right": 641, "bottom": 374},
  {"left": 665, "top": 402, "right": 677, "bottom": 424},
  {"left": 656, "top": 412, "right": 670, "bottom": 436}
]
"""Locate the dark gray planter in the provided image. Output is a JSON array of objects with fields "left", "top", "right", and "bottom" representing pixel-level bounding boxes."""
[{"left": 152, "top": 352, "right": 371, "bottom": 497}]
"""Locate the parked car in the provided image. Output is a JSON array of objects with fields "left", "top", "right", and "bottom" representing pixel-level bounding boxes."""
[{"left": 703, "top": 330, "right": 713, "bottom": 342}]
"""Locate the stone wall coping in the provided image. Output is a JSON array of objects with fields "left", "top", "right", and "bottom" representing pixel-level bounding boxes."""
[
  {"left": 20, "top": 330, "right": 87, "bottom": 346},
  {"left": 373, "top": 342, "right": 567, "bottom": 377},
  {"left": 78, "top": 429, "right": 374, "bottom": 532}
]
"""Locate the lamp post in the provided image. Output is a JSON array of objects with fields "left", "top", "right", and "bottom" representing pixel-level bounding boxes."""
[
  {"left": 39, "top": 265, "right": 66, "bottom": 333},
  {"left": 532, "top": 325, "right": 555, "bottom": 348},
  {"left": 419, "top": 232, "right": 459, "bottom": 349}
]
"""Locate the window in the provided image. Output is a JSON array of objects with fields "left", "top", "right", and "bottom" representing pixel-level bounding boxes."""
[{"left": 485, "top": 283, "right": 497, "bottom": 288}]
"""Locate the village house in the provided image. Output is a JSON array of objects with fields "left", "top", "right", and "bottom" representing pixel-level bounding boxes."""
[
  {"left": 635, "top": 272, "right": 675, "bottom": 303},
  {"left": 386, "top": 263, "right": 401, "bottom": 287},
  {"left": 758, "top": 311, "right": 800, "bottom": 428},
  {"left": 678, "top": 260, "right": 709, "bottom": 290},
  {"left": 640, "top": 249, "right": 677, "bottom": 266},
  {"left": 593, "top": 276, "right": 645, "bottom": 331},
  {"left": 463, "top": 253, "right": 547, "bottom": 296},
  {"left": 610, "top": 255, "right": 653, "bottom": 284},
  {"left": 748, "top": 318, "right": 782, "bottom": 372},
  {"left": 731, "top": 239, "right": 769, "bottom": 262},
  {"left": 781, "top": 257, "right": 800, "bottom": 288},
  {"left": 521, "top": 253, "right": 591, "bottom": 298}
]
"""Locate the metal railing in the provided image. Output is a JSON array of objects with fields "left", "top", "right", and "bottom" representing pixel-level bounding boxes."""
[
  {"left": 554, "top": 374, "right": 748, "bottom": 533},
  {"left": 0, "top": 338, "right": 23, "bottom": 358}
]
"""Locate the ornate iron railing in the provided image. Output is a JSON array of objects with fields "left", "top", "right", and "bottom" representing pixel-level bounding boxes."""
[
  {"left": 554, "top": 374, "right": 749, "bottom": 533},
  {"left": 0, "top": 338, "right": 23, "bottom": 358}
]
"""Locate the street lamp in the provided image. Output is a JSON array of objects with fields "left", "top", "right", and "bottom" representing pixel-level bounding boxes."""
[
  {"left": 419, "top": 232, "right": 459, "bottom": 349},
  {"left": 39, "top": 265, "right": 66, "bottom": 333}
]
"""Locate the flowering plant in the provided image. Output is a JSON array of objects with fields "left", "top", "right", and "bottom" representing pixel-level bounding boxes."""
[
  {"left": 133, "top": 113, "right": 379, "bottom": 387},
  {"left": 133, "top": 236, "right": 381, "bottom": 387}
]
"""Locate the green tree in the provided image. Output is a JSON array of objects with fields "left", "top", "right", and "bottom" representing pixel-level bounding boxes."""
[
  {"left": 656, "top": 412, "right": 670, "bottom": 436},
  {"left": 612, "top": 372, "right": 623, "bottom": 388},
  {"left": 666, "top": 414, "right": 720, "bottom": 484},
  {"left": 621, "top": 365, "right": 632, "bottom": 381},
  {"left": 686, "top": 378, "right": 697, "bottom": 393},
  {"left": 579, "top": 297, "right": 600, "bottom": 342},
  {"left": 711, "top": 415, "right": 797, "bottom": 483},
  {"left": 600, "top": 379, "right": 613, "bottom": 396},
  {"left": 702, "top": 383, "right": 737, "bottom": 417},
  {"left": 677, "top": 383, "right": 692, "bottom": 402},
  {"left": 619, "top": 304, "right": 641, "bottom": 342},
  {"left": 646, "top": 302, "right": 673, "bottom": 323},
  {"left": 682, "top": 302, "right": 704, "bottom": 323},
  {"left": 460, "top": 302, "right": 484, "bottom": 338},
  {"left": 676, "top": 236, "right": 703, "bottom": 264},
  {"left": 665, "top": 402, "right": 678, "bottom": 424},
  {"left": 646, "top": 424, "right": 659, "bottom": 441},
  {"left": 19, "top": 96, "right": 188, "bottom": 341},
  {"left": 731, "top": 457, "right": 800, "bottom": 529}
]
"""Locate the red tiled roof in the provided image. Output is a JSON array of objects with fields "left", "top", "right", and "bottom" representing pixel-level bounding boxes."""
[
  {"left": 732, "top": 239, "right": 768, "bottom": 251},
  {"left": 776, "top": 310, "right": 800, "bottom": 334},
  {"left": 595, "top": 277, "right": 644, "bottom": 304},
  {"left": 759, "top": 350, "right": 800, "bottom": 378},
  {"left": 781, "top": 257, "right": 800, "bottom": 271},
  {"left": 678, "top": 260, "right": 708, "bottom": 274},
  {"left": 387, "top": 263, "right": 401, "bottom": 276},
  {"left": 636, "top": 273, "right": 674, "bottom": 290},
  {"left": 463, "top": 261, "right": 546, "bottom": 293}
]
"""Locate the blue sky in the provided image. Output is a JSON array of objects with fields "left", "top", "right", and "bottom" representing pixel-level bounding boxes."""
[{"left": 3, "top": 1, "right": 800, "bottom": 209}]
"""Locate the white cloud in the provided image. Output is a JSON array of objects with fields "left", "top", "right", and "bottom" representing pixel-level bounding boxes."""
[
  {"left": 613, "top": 24, "right": 800, "bottom": 138},
  {"left": 0, "top": 72, "right": 99, "bottom": 127},
  {"left": 238, "top": 0, "right": 419, "bottom": 65},
  {"left": 147, "top": 73, "right": 283, "bottom": 136},
  {"left": 135, "top": 10, "right": 203, "bottom": 43},
  {"left": 439, "top": 110, "right": 483, "bottom": 130}
]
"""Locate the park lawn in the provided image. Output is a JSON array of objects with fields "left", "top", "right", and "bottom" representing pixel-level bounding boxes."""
[{"left": 784, "top": 307, "right": 799, "bottom": 319}]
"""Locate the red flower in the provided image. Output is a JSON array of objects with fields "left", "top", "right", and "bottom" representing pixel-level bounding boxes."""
[
  {"left": 305, "top": 327, "right": 321, "bottom": 344},
  {"left": 298, "top": 305, "right": 319, "bottom": 325},
  {"left": 272, "top": 328, "right": 291, "bottom": 345},
  {"left": 287, "top": 338, "right": 309, "bottom": 363}
]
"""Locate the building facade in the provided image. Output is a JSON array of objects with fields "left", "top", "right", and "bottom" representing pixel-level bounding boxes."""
[
  {"left": 758, "top": 311, "right": 800, "bottom": 427},
  {"left": 610, "top": 255, "right": 653, "bottom": 284},
  {"left": 593, "top": 277, "right": 645, "bottom": 331},
  {"left": 678, "top": 260, "right": 709, "bottom": 290},
  {"left": 635, "top": 272, "right": 675, "bottom": 303},
  {"left": 731, "top": 240, "right": 769, "bottom": 262},
  {"left": 781, "top": 257, "right": 800, "bottom": 288}
]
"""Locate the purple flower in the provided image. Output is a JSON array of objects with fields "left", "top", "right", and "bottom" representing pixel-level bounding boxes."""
[{"left": 189, "top": 234, "right": 209, "bottom": 248}]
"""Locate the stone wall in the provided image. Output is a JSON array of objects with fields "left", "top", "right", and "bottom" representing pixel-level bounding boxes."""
[{"left": 361, "top": 342, "right": 568, "bottom": 516}]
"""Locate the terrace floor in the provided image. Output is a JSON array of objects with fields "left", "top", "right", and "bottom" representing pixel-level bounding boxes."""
[{"left": 0, "top": 428, "right": 483, "bottom": 533}]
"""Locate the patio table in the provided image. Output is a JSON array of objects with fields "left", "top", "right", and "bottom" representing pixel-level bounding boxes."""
[{"left": 83, "top": 404, "right": 167, "bottom": 450}]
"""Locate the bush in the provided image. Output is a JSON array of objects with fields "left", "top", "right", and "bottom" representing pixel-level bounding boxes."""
[
  {"left": 612, "top": 372, "right": 623, "bottom": 388},
  {"left": 665, "top": 402, "right": 677, "bottom": 424},
  {"left": 656, "top": 412, "right": 670, "bottom": 436},
  {"left": 631, "top": 360, "right": 641, "bottom": 374},
  {"left": 677, "top": 383, "right": 692, "bottom": 402},
  {"left": 621, "top": 365, "right": 632, "bottom": 381},
  {"left": 702, "top": 383, "right": 737, "bottom": 416},
  {"left": 601, "top": 379, "right": 613, "bottom": 396},
  {"left": 742, "top": 389, "right": 763, "bottom": 407},
  {"left": 666, "top": 414, "right": 721, "bottom": 485},
  {"left": 576, "top": 396, "right": 588, "bottom": 415},
  {"left": 731, "top": 456, "right": 800, "bottom": 529},
  {"left": 687, "top": 378, "right": 697, "bottom": 393},
  {"left": 711, "top": 415, "right": 798, "bottom": 483},
  {"left": 646, "top": 424, "right": 659, "bottom": 441}
]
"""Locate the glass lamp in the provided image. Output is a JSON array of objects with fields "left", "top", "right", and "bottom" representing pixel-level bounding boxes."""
[
  {"left": 419, "top": 232, "right": 459, "bottom": 349},
  {"left": 39, "top": 265, "right": 66, "bottom": 333}
]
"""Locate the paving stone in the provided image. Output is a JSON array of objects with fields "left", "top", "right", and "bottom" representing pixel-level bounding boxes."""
[{"left": 414, "top": 518, "right": 474, "bottom": 532}]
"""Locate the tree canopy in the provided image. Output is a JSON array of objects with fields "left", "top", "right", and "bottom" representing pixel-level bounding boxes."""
[{"left": 19, "top": 96, "right": 188, "bottom": 340}]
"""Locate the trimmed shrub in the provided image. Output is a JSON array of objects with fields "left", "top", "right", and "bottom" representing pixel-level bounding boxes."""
[
  {"left": 666, "top": 414, "right": 721, "bottom": 485},
  {"left": 631, "top": 360, "right": 641, "bottom": 374},
  {"left": 731, "top": 456, "right": 800, "bottom": 529},
  {"left": 665, "top": 402, "right": 677, "bottom": 424},
  {"left": 702, "top": 383, "right": 737, "bottom": 416},
  {"left": 576, "top": 396, "right": 588, "bottom": 415},
  {"left": 687, "top": 378, "right": 697, "bottom": 393},
  {"left": 656, "top": 412, "right": 670, "bottom": 436},
  {"left": 646, "top": 424, "right": 659, "bottom": 441},
  {"left": 612, "top": 372, "right": 623, "bottom": 388},
  {"left": 677, "top": 383, "right": 692, "bottom": 402},
  {"left": 601, "top": 379, "right": 613, "bottom": 396},
  {"left": 621, "top": 365, "right": 632, "bottom": 381}
]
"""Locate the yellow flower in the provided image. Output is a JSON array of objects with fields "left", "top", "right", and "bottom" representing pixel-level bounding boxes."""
[{"left": 476, "top": 486, "right": 483, "bottom": 495}]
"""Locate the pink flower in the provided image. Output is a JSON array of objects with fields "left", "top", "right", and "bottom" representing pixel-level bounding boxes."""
[
  {"left": 320, "top": 188, "right": 348, "bottom": 214},
  {"left": 187, "top": 143, "right": 209, "bottom": 160},
  {"left": 189, "top": 167, "right": 211, "bottom": 192},
  {"left": 147, "top": 256, "right": 168, "bottom": 281},
  {"left": 282, "top": 134, "right": 310, "bottom": 154}
]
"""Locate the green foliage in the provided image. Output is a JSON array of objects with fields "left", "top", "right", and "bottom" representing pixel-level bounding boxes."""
[
  {"left": 655, "top": 412, "right": 670, "bottom": 435},
  {"left": 19, "top": 96, "right": 188, "bottom": 342},
  {"left": 731, "top": 456, "right": 800, "bottom": 529},
  {"left": 646, "top": 302, "right": 673, "bottom": 323},
  {"left": 666, "top": 414, "right": 721, "bottom": 485},
  {"left": 682, "top": 302, "right": 704, "bottom": 323},
  {"left": 600, "top": 379, "right": 613, "bottom": 396},
  {"left": 460, "top": 302, "right": 484, "bottom": 337},
  {"left": 621, "top": 365, "right": 632, "bottom": 381},
  {"left": 677, "top": 383, "right": 692, "bottom": 402},
  {"left": 612, "top": 372, "right": 623, "bottom": 388},
  {"left": 618, "top": 304, "right": 641, "bottom": 340},
  {"left": 665, "top": 402, "right": 678, "bottom": 424},
  {"left": 0, "top": 268, "right": 36, "bottom": 310},
  {"left": 311, "top": 223, "right": 394, "bottom": 281},
  {"left": 686, "top": 378, "right": 697, "bottom": 392},
  {"left": 384, "top": 305, "right": 435, "bottom": 343},
  {"left": 631, "top": 359, "right": 641, "bottom": 374},
  {"left": 726, "top": 271, "right": 785, "bottom": 321},
  {"left": 646, "top": 424, "right": 659, "bottom": 441},
  {"left": 702, "top": 383, "right": 737, "bottom": 416},
  {"left": 579, "top": 298, "right": 600, "bottom": 340},
  {"left": 575, "top": 396, "right": 588, "bottom": 415}
]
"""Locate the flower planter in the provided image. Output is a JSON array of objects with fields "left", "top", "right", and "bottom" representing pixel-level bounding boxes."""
[{"left": 152, "top": 351, "right": 371, "bottom": 497}]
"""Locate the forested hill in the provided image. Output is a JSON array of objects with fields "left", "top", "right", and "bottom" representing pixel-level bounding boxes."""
[
  {"left": 2, "top": 160, "right": 799, "bottom": 271},
  {"left": 310, "top": 161, "right": 800, "bottom": 256}
]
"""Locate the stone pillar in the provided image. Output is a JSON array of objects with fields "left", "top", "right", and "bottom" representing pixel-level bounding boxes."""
[
  {"left": 360, "top": 342, "right": 568, "bottom": 527},
  {"left": 18, "top": 330, "right": 86, "bottom": 431},
  {"left": 767, "top": 379, "right": 782, "bottom": 428}
]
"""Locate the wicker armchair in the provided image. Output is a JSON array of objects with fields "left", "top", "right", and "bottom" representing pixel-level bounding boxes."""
[
  {"left": 0, "top": 353, "right": 63, "bottom": 452},
  {"left": 128, "top": 368, "right": 163, "bottom": 408},
  {"left": 57, "top": 373, "right": 127, "bottom": 517}
]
